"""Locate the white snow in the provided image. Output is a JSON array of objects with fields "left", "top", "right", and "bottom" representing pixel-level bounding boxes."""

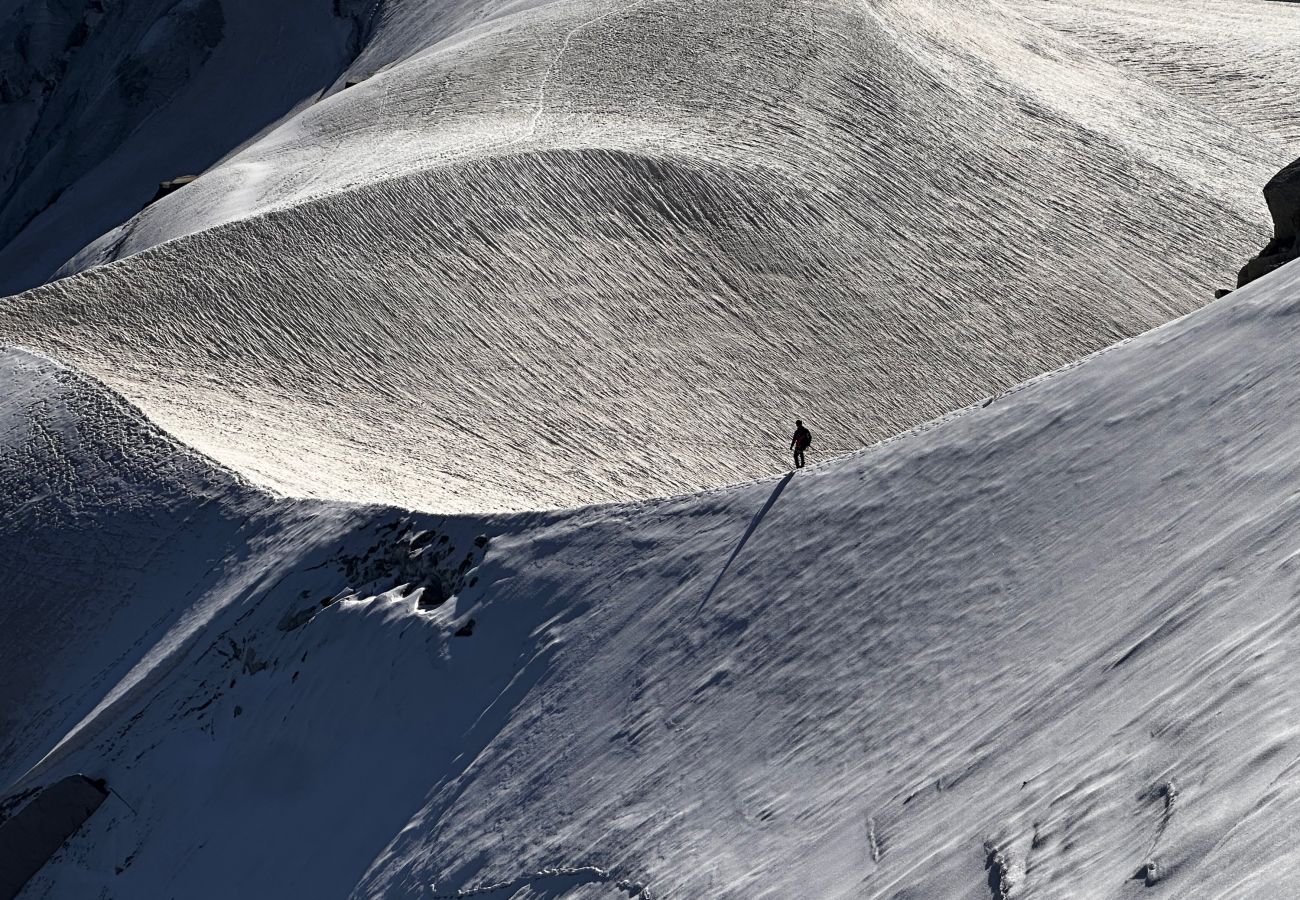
[
  {"left": 2, "top": 0, "right": 1299, "bottom": 510},
  {"left": 5, "top": 258, "right": 1300, "bottom": 897},
  {"left": 6, "top": 1, "right": 1300, "bottom": 896}
]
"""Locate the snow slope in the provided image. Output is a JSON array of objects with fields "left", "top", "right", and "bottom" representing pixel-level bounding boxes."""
[
  {"left": 0, "top": 0, "right": 375, "bottom": 296},
  {"left": 0, "top": 346, "right": 279, "bottom": 784},
  {"left": 1011, "top": 0, "right": 1300, "bottom": 148},
  {"left": 8, "top": 258, "right": 1300, "bottom": 897},
  {"left": 3, "top": 0, "right": 1299, "bottom": 511}
]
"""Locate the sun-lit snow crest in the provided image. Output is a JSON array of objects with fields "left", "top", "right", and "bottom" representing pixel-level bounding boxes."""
[{"left": 2, "top": 0, "right": 1298, "bottom": 510}]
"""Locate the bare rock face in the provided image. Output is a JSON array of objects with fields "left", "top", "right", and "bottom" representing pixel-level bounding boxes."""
[{"left": 1239, "top": 157, "right": 1300, "bottom": 287}]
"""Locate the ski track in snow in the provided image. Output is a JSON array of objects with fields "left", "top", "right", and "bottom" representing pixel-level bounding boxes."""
[{"left": 517, "top": 0, "right": 655, "bottom": 143}]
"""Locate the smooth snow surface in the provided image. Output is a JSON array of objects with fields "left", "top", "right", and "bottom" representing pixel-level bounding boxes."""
[
  {"left": 3, "top": 0, "right": 1299, "bottom": 510},
  {"left": 6, "top": 259, "right": 1300, "bottom": 898}
]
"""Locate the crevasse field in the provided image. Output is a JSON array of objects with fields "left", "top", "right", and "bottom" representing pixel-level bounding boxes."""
[{"left": 3, "top": 0, "right": 1300, "bottom": 898}]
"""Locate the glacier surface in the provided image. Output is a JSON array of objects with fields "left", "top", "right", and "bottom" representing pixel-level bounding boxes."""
[{"left": 2, "top": 0, "right": 1299, "bottom": 510}]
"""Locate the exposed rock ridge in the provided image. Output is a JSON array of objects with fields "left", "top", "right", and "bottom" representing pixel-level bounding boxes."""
[{"left": 1238, "top": 156, "right": 1300, "bottom": 287}]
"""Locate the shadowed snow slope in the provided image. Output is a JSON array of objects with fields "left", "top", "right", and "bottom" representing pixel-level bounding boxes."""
[
  {"left": 2, "top": 0, "right": 1299, "bottom": 510},
  {"left": 7, "top": 259, "right": 1300, "bottom": 897},
  {"left": 0, "top": 0, "right": 377, "bottom": 296}
]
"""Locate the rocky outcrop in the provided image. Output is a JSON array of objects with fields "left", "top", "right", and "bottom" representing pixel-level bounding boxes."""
[
  {"left": 1238, "top": 156, "right": 1300, "bottom": 287},
  {"left": 147, "top": 175, "right": 199, "bottom": 206}
]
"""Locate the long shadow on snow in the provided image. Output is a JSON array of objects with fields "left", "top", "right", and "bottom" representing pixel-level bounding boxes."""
[{"left": 696, "top": 472, "right": 795, "bottom": 616}]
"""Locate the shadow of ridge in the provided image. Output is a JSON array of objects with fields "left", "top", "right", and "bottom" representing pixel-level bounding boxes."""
[{"left": 696, "top": 471, "right": 796, "bottom": 615}]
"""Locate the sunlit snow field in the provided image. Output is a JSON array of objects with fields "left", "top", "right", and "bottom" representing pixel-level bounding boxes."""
[
  {"left": 7, "top": 261, "right": 1300, "bottom": 898},
  {"left": 2, "top": 0, "right": 1298, "bottom": 510}
]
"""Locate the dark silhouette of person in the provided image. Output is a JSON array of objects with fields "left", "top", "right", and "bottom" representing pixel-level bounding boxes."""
[{"left": 791, "top": 419, "right": 812, "bottom": 468}]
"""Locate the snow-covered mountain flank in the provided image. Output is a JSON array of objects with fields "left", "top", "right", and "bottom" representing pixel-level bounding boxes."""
[
  {"left": 6, "top": 250, "right": 1300, "bottom": 899},
  {"left": 6, "top": 0, "right": 1300, "bottom": 897},
  {"left": 0, "top": 0, "right": 376, "bottom": 295},
  {"left": 2, "top": 0, "right": 1298, "bottom": 510}
]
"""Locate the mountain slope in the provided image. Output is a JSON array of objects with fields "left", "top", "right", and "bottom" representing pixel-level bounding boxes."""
[
  {"left": 3, "top": 0, "right": 1297, "bottom": 511},
  {"left": 0, "top": 346, "right": 283, "bottom": 783},
  {"left": 0, "top": 0, "right": 374, "bottom": 296},
  {"left": 7, "top": 258, "right": 1300, "bottom": 897}
]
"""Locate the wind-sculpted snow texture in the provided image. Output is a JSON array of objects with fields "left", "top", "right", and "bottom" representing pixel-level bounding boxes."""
[
  {"left": 1011, "top": 0, "right": 1300, "bottom": 149},
  {"left": 0, "top": 347, "right": 269, "bottom": 783},
  {"left": 3, "top": 0, "right": 1299, "bottom": 511},
  {"left": 8, "top": 261, "right": 1300, "bottom": 897}
]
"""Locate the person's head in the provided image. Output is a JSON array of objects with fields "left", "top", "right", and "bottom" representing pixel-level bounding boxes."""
[{"left": 795, "top": 419, "right": 803, "bottom": 427}]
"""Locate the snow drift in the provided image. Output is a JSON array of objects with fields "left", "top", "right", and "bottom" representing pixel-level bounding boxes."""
[
  {"left": 2, "top": 0, "right": 1299, "bottom": 510},
  {"left": 7, "top": 254, "right": 1300, "bottom": 897}
]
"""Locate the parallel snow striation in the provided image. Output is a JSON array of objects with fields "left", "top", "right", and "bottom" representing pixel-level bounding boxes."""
[
  {"left": 4, "top": 0, "right": 1299, "bottom": 511},
  {"left": 1011, "top": 0, "right": 1300, "bottom": 149},
  {"left": 0, "top": 345, "right": 563, "bottom": 898},
  {"left": 8, "top": 259, "right": 1300, "bottom": 897}
]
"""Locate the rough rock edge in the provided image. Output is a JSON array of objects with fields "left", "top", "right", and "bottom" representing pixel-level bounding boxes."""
[{"left": 1238, "top": 156, "right": 1300, "bottom": 287}]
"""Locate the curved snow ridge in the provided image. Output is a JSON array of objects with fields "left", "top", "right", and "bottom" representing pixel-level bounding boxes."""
[
  {"left": 13, "top": 263, "right": 1300, "bottom": 896},
  {"left": 57, "top": 0, "right": 696, "bottom": 274},
  {"left": 61, "top": 0, "right": 1295, "bottom": 271},
  {"left": 0, "top": 342, "right": 261, "bottom": 492},
  {"left": 4, "top": 0, "right": 1293, "bottom": 511},
  {"left": 0, "top": 345, "right": 277, "bottom": 785}
]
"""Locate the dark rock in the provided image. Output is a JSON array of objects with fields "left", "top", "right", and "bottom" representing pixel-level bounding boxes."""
[
  {"left": 1214, "top": 288, "right": 1234, "bottom": 299},
  {"left": 1238, "top": 156, "right": 1300, "bottom": 287},
  {"left": 417, "top": 582, "right": 448, "bottom": 609},
  {"left": 147, "top": 175, "right": 198, "bottom": 206},
  {"left": 454, "top": 618, "right": 476, "bottom": 637}
]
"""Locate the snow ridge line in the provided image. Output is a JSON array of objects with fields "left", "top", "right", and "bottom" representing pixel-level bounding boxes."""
[
  {"left": 627, "top": 293, "right": 1207, "bottom": 518},
  {"left": 429, "top": 864, "right": 654, "bottom": 898}
]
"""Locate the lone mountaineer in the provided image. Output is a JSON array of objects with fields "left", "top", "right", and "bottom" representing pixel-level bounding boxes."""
[{"left": 791, "top": 419, "right": 812, "bottom": 469}]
